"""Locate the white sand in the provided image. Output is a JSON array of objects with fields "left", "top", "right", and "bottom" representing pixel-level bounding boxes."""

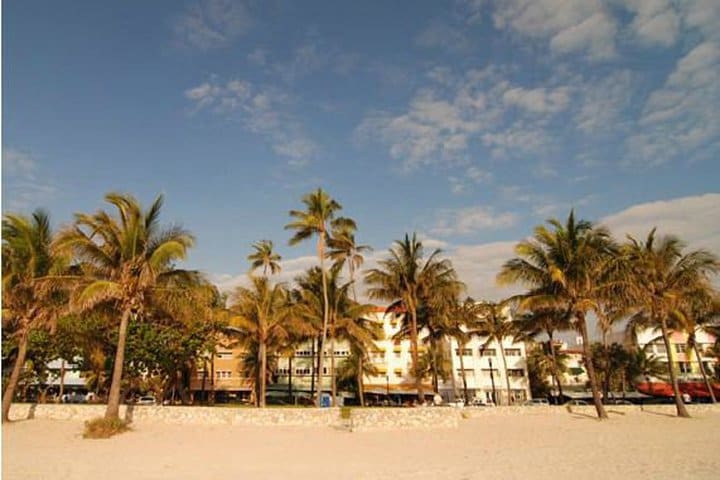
[{"left": 3, "top": 410, "right": 719, "bottom": 480}]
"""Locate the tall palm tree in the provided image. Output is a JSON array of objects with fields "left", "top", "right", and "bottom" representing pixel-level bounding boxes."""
[
  {"left": 327, "top": 223, "right": 372, "bottom": 301},
  {"left": 498, "top": 210, "right": 616, "bottom": 419},
  {"left": 472, "top": 300, "right": 517, "bottom": 405},
  {"left": 335, "top": 314, "right": 383, "bottom": 406},
  {"left": 285, "top": 188, "right": 355, "bottom": 407},
  {"left": 53, "top": 193, "right": 198, "bottom": 420},
  {"left": 248, "top": 240, "right": 282, "bottom": 277},
  {"left": 622, "top": 230, "right": 719, "bottom": 416},
  {"left": 2, "top": 210, "right": 66, "bottom": 421},
  {"left": 365, "top": 233, "right": 461, "bottom": 403},
  {"left": 228, "top": 276, "right": 306, "bottom": 407}
]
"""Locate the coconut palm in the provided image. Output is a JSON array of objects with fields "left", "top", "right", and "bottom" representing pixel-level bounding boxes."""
[
  {"left": 498, "top": 210, "right": 616, "bottom": 419},
  {"left": 52, "top": 193, "right": 200, "bottom": 420},
  {"left": 513, "top": 306, "right": 572, "bottom": 400},
  {"left": 335, "top": 314, "right": 384, "bottom": 406},
  {"left": 365, "top": 233, "right": 461, "bottom": 403},
  {"left": 327, "top": 223, "right": 372, "bottom": 301},
  {"left": 678, "top": 287, "right": 719, "bottom": 403},
  {"left": 228, "top": 276, "right": 307, "bottom": 407},
  {"left": 285, "top": 188, "right": 355, "bottom": 407},
  {"left": 621, "top": 229, "right": 719, "bottom": 417},
  {"left": 2, "top": 210, "right": 67, "bottom": 422},
  {"left": 248, "top": 240, "right": 282, "bottom": 277},
  {"left": 471, "top": 300, "right": 518, "bottom": 405}
]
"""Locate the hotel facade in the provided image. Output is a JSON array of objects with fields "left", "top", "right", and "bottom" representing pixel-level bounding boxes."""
[{"left": 190, "top": 307, "right": 531, "bottom": 405}]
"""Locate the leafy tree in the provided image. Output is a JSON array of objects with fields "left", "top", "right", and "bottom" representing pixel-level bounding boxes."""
[
  {"left": 366, "top": 233, "right": 461, "bottom": 403},
  {"left": 285, "top": 188, "right": 354, "bottom": 407},
  {"left": 498, "top": 210, "right": 616, "bottom": 419},
  {"left": 621, "top": 229, "right": 719, "bottom": 417},
  {"left": 327, "top": 223, "right": 372, "bottom": 301},
  {"left": 53, "top": 193, "right": 202, "bottom": 420}
]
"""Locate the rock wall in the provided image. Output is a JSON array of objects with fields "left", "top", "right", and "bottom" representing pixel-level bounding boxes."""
[{"left": 8, "top": 403, "right": 719, "bottom": 429}]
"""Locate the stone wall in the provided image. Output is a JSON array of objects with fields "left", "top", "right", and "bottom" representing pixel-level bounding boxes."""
[
  {"left": 8, "top": 403, "right": 719, "bottom": 430},
  {"left": 7, "top": 403, "right": 460, "bottom": 430}
]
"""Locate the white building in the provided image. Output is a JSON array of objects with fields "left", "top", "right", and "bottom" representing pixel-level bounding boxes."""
[{"left": 635, "top": 328, "right": 717, "bottom": 376}]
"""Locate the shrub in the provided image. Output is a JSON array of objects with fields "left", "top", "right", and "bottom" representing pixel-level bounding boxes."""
[{"left": 83, "top": 417, "right": 130, "bottom": 439}]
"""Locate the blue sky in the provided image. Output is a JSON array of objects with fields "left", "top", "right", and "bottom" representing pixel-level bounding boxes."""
[{"left": 3, "top": 0, "right": 720, "bottom": 302}]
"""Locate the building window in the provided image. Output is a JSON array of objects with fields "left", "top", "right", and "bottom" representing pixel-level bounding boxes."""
[
  {"left": 216, "top": 351, "right": 234, "bottom": 359},
  {"left": 394, "top": 352, "right": 402, "bottom": 359},
  {"left": 394, "top": 369, "right": 403, "bottom": 378},
  {"left": 507, "top": 369, "right": 525, "bottom": 378},
  {"left": 674, "top": 344, "right": 685, "bottom": 354},
  {"left": 655, "top": 344, "right": 667, "bottom": 354},
  {"left": 455, "top": 348, "right": 472, "bottom": 356},
  {"left": 481, "top": 348, "right": 496, "bottom": 357},
  {"left": 504, "top": 348, "right": 521, "bottom": 357},
  {"left": 677, "top": 362, "right": 691, "bottom": 374},
  {"left": 295, "top": 350, "right": 312, "bottom": 357},
  {"left": 481, "top": 368, "right": 500, "bottom": 377},
  {"left": 295, "top": 368, "right": 311, "bottom": 375}
]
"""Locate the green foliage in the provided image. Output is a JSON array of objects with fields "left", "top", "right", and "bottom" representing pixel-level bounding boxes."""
[{"left": 83, "top": 417, "right": 130, "bottom": 439}]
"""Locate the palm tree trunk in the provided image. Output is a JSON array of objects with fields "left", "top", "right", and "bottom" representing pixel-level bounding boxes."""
[
  {"left": 546, "top": 335, "right": 564, "bottom": 400},
  {"left": 330, "top": 335, "right": 337, "bottom": 407},
  {"left": 499, "top": 340, "right": 512, "bottom": 405},
  {"left": 58, "top": 359, "right": 66, "bottom": 402},
  {"left": 408, "top": 303, "right": 424, "bottom": 403},
  {"left": 660, "top": 318, "right": 690, "bottom": 417},
  {"left": 288, "top": 355, "right": 293, "bottom": 403},
  {"left": 691, "top": 340, "right": 716, "bottom": 404},
  {"left": 2, "top": 330, "right": 29, "bottom": 422},
  {"left": 458, "top": 341, "right": 469, "bottom": 403},
  {"left": 310, "top": 338, "right": 316, "bottom": 400},
  {"left": 430, "top": 338, "right": 439, "bottom": 392},
  {"left": 105, "top": 309, "right": 131, "bottom": 420},
  {"left": 259, "top": 340, "right": 267, "bottom": 408},
  {"left": 357, "top": 354, "right": 365, "bottom": 407},
  {"left": 201, "top": 359, "right": 207, "bottom": 403},
  {"left": 317, "top": 233, "right": 330, "bottom": 408},
  {"left": 577, "top": 311, "right": 608, "bottom": 419}
]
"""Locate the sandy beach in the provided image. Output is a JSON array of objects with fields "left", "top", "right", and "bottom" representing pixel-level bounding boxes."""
[{"left": 3, "top": 409, "right": 719, "bottom": 480}]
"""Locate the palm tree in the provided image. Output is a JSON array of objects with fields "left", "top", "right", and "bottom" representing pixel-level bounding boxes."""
[
  {"left": 248, "top": 240, "right": 282, "bottom": 277},
  {"left": 327, "top": 223, "right": 372, "bottom": 301},
  {"left": 472, "top": 300, "right": 518, "bottom": 405},
  {"left": 498, "top": 210, "right": 616, "bottom": 419},
  {"left": 513, "top": 306, "right": 572, "bottom": 400},
  {"left": 53, "top": 193, "right": 199, "bottom": 420},
  {"left": 622, "top": 229, "right": 719, "bottom": 417},
  {"left": 2, "top": 210, "right": 66, "bottom": 422},
  {"left": 285, "top": 188, "right": 355, "bottom": 407},
  {"left": 365, "top": 233, "right": 461, "bottom": 403},
  {"left": 228, "top": 276, "right": 306, "bottom": 407},
  {"left": 335, "top": 315, "right": 384, "bottom": 406},
  {"left": 678, "top": 287, "right": 718, "bottom": 403}
]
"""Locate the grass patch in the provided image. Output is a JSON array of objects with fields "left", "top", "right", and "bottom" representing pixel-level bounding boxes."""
[{"left": 83, "top": 417, "right": 131, "bottom": 439}]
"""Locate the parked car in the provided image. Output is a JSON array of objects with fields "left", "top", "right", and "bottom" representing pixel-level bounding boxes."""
[
  {"left": 136, "top": 396, "right": 156, "bottom": 405},
  {"left": 522, "top": 398, "right": 550, "bottom": 406},
  {"left": 564, "top": 399, "right": 589, "bottom": 406},
  {"left": 607, "top": 399, "right": 634, "bottom": 405}
]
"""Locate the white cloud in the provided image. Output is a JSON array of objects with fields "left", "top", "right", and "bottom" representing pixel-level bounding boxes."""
[
  {"left": 184, "top": 78, "right": 318, "bottom": 165},
  {"left": 491, "top": 0, "right": 617, "bottom": 60},
  {"left": 449, "top": 166, "right": 493, "bottom": 195},
  {"left": 622, "top": 0, "right": 680, "bottom": 47},
  {"left": 172, "top": 0, "right": 253, "bottom": 50},
  {"left": 3, "top": 148, "right": 37, "bottom": 178},
  {"left": 430, "top": 206, "right": 518, "bottom": 237},
  {"left": 574, "top": 70, "right": 634, "bottom": 133},
  {"left": 601, "top": 193, "right": 720, "bottom": 253},
  {"left": 415, "top": 22, "right": 472, "bottom": 53},
  {"left": 627, "top": 41, "right": 720, "bottom": 166},
  {"left": 2, "top": 148, "right": 58, "bottom": 211},
  {"left": 502, "top": 86, "right": 570, "bottom": 114}
]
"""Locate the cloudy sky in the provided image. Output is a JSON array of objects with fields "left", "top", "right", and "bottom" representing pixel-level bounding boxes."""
[{"left": 4, "top": 0, "right": 719, "bottom": 302}]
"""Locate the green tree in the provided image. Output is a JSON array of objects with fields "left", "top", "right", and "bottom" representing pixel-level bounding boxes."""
[
  {"left": 285, "top": 188, "right": 354, "bottom": 407},
  {"left": 621, "top": 229, "right": 719, "bottom": 417},
  {"left": 53, "top": 193, "right": 200, "bottom": 420},
  {"left": 248, "top": 240, "right": 282, "bottom": 277},
  {"left": 366, "top": 233, "right": 460, "bottom": 403},
  {"left": 327, "top": 223, "right": 372, "bottom": 301},
  {"left": 2, "top": 210, "right": 66, "bottom": 421},
  {"left": 498, "top": 210, "right": 616, "bottom": 419}
]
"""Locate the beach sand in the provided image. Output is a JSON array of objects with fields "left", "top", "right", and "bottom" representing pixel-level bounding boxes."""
[{"left": 3, "top": 409, "right": 719, "bottom": 480}]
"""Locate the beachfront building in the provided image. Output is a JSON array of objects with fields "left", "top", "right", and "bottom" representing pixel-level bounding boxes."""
[
  {"left": 635, "top": 328, "right": 717, "bottom": 376},
  {"left": 190, "top": 306, "right": 532, "bottom": 405}
]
